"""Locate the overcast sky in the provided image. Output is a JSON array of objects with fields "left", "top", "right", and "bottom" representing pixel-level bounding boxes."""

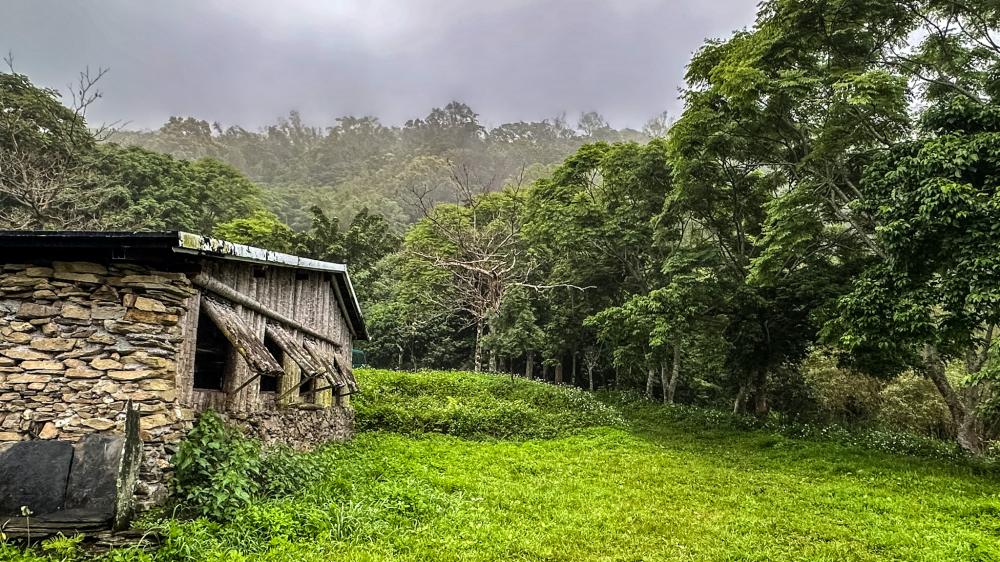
[{"left": 2, "top": 1, "right": 758, "bottom": 131}]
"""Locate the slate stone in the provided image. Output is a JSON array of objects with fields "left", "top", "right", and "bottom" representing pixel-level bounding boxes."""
[
  {"left": 0, "top": 440, "right": 73, "bottom": 516},
  {"left": 113, "top": 402, "right": 142, "bottom": 531},
  {"left": 64, "top": 434, "right": 125, "bottom": 519}
]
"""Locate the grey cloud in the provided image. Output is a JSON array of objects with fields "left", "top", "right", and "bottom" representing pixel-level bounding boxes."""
[{"left": 1, "top": 0, "right": 758, "bottom": 130}]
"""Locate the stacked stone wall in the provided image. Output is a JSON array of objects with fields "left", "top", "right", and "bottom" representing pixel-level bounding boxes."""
[
  {"left": 0, "top": 261, "right": 195, "bottom": 507},
  {"left": 224, "top": 404, "right": 354, "bottom": 451}
]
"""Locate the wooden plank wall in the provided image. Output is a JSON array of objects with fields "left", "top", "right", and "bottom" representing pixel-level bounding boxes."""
[
  {"left": 177, "top": 261, "right": 352, "bottom": 413},
  {"left": 176, "top": 291, "right": 200, "bottom": 407}
]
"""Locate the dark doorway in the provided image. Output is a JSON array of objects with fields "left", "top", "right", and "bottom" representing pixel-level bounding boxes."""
[
  {"left": 260, "top": 334, "right": 282, "bottom": 392},
  {"left": 193, "top": 311, "right": 229, "bottom": 390}
]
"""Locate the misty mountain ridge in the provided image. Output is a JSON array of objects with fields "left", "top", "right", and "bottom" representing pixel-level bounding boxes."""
[{"left": 108, "top": 102, "right": 670, "bottom": 230}]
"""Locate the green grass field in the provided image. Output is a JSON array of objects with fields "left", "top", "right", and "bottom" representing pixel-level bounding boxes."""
[{"left": 5, "top": 369, "right": 999, "bottom": 561}]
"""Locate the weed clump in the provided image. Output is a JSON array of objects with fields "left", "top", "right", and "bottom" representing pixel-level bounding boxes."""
[{"left": 169, "top": 411, "right": 263, "bottom": 521}]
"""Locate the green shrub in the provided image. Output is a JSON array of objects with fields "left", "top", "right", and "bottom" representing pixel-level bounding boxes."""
[
  {"left": 607, "top": 391, "right": 973, "bottom": 461},
  {"left": 801, "top": 350, "right": 883, "bottom": 425},
  {"left": 354, "top": 369, "right": 625, "bottom": 439},
  {"left": 878, "top": 372, "right": 954, "bottom": 439},
  {"left": 170, "top": 411, "right": 262, "bottom": 521}
]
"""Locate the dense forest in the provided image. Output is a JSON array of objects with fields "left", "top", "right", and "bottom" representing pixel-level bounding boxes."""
[{"left": 2, "top": 0, "right": 1000, "bottom": 456}]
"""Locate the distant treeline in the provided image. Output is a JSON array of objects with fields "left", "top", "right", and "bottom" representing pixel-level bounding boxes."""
[{"left": 110, "top": 105, "right": 667, "bottom": 229}]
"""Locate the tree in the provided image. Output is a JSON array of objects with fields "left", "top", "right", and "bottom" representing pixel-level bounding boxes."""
[
  {"left": 836, "top": 98, "right": 1000, "bottom": 454},
  {"left": 213, "top": 210, "right": 297, "bottom": 252},
  {"left": 524, "top": 141, "right": 675, "bottom": 384},
  {"left": 484, "top": 286, "right": 544, "bottom": 376},
  {"left": 642, "top": 111, "right": 674, "bottom": 138},
  {"left": 0, "top": 66, "right": 119, "bottom": 228},
  {"left": 153, "top": 116, "right": 222, "bottom": 161},
  {"left": 577, "top": 111, "right": 613, "bottom": 139},
  {"left": 402, "top": 189, "right": 527, "bottom": 372}
]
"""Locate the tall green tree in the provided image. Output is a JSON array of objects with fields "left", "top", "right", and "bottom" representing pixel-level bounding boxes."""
[{"left": 837, "top": 98, "right": 1000, "bottom": 454}]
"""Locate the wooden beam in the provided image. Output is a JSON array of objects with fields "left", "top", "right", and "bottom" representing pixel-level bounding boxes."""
[
  {"left": 330, "top": 352, "right": 359, "bottom": 393},
  {"left": 274, "top": 372, "right": 324, "bottom": 402},
  {"left": 230, "top": 371, "right": 265, "bottom": 395},
  {"left": 265, "top": 324, "right": 323, "bottom": 379},
  {"left": 304, "top": 341, "right": 359, "bottom": 393},
  {"left": 192, "top": 273, "right": 342, "bottom": 348},
  {"left": 201, "top": 297, "right": 283, "bottom": 380},
  {"left": 302, "top": 341, "right": 345, "bottom": 392}
]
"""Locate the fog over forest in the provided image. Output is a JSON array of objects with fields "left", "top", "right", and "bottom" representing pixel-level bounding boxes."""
[{"left": 1, "top": 0, "right": 757, "bottom": 130}]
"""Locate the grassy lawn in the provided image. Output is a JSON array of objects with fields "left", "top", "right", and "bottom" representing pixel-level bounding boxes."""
[
  {"left": 5, "top": 369, "right": 999, "bottom": 561},
  {"left": 270, "top": 429, "right": 997, "bottom": 562}
]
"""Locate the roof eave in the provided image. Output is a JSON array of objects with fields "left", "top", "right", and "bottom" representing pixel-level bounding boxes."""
[{"left": 173, "top": 232, "right": 347, "bottom": 273}]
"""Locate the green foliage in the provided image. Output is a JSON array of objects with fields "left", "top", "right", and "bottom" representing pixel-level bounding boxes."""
[
  {"left": 0, "top": 70, "right": 119, "bottom": 228},
  {"left": 801, "top": 350, "right": 883, "bottom": 426},
  {"left": 169, "top": 411, "right": 262, "bottom": 521},
  {"left": 483, "top": 286, "right": 543, "bottom": 360},
  {"left": 841, "top": 98, "right": 1000, "bottom": 360},
  {"left": 112, "top": 103, "right": 651, "bottom": 229},
  {"left": 878, "top": 373, "right": 955, "bottom": 439},
  {"left": 353, "top": 368, "right": 625, "bottom": 439},
  {"left": 213, "top": 210, "right": 297, "bottom": 253},
  {"left": 8, "top": 369, "right": 999, "bottom": 562},
  {"left": 8, "top": 0, "right": 1000, "bottom": 458},
  {"left": 608, "top": 390, "right": 973, "bottom": 462},
  {"left": 39, "top": 534, "right": 84, "bottom": 561}
]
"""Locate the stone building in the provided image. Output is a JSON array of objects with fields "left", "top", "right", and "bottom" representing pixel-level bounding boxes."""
[{"left": 0, "top": 231, "right": 366, "bottom": 530}]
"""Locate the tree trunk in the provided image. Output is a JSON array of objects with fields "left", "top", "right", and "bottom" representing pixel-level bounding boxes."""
[
  {"left": 752, "top": 369, "right": 769, "bottom": 418},
  {"left": 614, "top": 366, "right": 620, "bottom": 390},
  {"left": 396, "top": 344, "right": 404, "bottom": 370},
  {"left": 733, "top": 384, "right": 749, "bottom": 415},
  {"left": 571, "top": 351, "right": 577, "bottom": 386},
  {"left": 922, "top": 345, "right": 984, "bottom": 455},
  {"left": 473, "top": 320, "right": 483, "bottom": 372},
  {"left": 587, "top": 365, "right": 595, "bottom": 392},
  {"left": 488, "top": 348, "right": 497, "bottom": 372},
  {"left": 555, "top": 361, "right": 563, "bottom": 384},
  {"left": 646, "top": 366, "right": 656, "bottom": 400},
  {"left": 525, "top": 351, "right": 534, "bottom": 379},
  {"left": 542, "top": 363, "right": 550, "bottom": 382},
  {"left": 666, "top": 344, "right": 681, "bottom": 404},
  {"left": 660, "top": 360, "right": 669, "bottom": 403}
]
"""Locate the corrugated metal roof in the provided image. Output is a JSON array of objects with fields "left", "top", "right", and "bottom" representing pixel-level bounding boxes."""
[{"left": 0, "top": 230, "right": 367, "bottom": 339}]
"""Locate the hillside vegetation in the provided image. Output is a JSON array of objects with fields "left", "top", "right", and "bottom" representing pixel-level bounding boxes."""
[
  {"left": 5, "top": 1, "right": 1000, "bottom": 455},
  {"left": 5, "top": 369, "right": 999, "bottom": 562}
]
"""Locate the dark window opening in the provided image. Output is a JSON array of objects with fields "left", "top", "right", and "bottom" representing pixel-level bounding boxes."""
[
  {"left": 193, "top": 311, "right": 229, "bottom": 390},
  {"left": 253, "top": 267, "right": 267, "bottom": 279},
  {"left": 300, "top": 375, "right": 315, "bottom": 400},
  {"left": 260, "top": 334, "right": 282, "bottom": 392},
  {"left": 295, "top": 271, "right": 309, "bottom": 281}
]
